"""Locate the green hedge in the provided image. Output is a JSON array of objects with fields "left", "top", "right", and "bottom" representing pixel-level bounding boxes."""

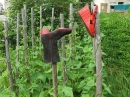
[{"left": 100, "top": 12, "right": 130, "bottom": 96}]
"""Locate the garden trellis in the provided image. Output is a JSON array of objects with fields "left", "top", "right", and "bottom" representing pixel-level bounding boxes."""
[{"left": 3, "top": 2, "right": 102, "bottom": 97}]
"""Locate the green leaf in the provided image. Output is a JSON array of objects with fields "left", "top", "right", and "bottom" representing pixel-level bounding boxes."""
[
  {"left": 78, "top": 80, "right": 86, "bottom": 89},
  {"left": 62, "top": 86, "right": 73, "bottom": 97},
  {"left": 87, "top": 79, "right": 95, "bottom": 87},
  {"left": 105, "top": 86, "right": 112, "bottom": 94}
]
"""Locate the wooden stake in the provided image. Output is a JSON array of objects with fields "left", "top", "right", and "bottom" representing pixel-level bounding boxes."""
[
  {"left": 4, "top": 20, "right": 14, "bottom": 92},
  {"left": 52, "top": 63, "right": 58, "bottom": 97},
  {"left": 16, "top": 13, "right": 20, "bottom": 62},
  {"left": 95, "top": 10, "right": 102, "bottom": 97},
  {"left": 91, "top": 2, "right": 102, "bottom": 97},
  {"left": 60, "top": 14, "right": 67, "bottom": 86},
  {"left": 22, "top": 8, "right": 28, "bottom": 67},
  {"left": 22, "top": 7, "right": 32, "bottom": 97},
  {"left": 91, "top": 2, "right": 95, "bottom": 58},
  {"left": 51, "top": 8, "right": 54, "bottom": 31},
  {"left": 40, "top": 6, "right": 42, "bottom": 54},
  {"left": 31, "top": 7, "right": 35, "bottom": 51},
  {"left": 69, "top": 3, "right": 73, "bottom": 58},
  {"left": 15, "top": 12, "right": 20, "bottom": 96}
]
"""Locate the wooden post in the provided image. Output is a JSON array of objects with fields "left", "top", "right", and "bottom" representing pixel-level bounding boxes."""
[
  {"left": 95, "top": 9, "right": 102, "bottom": 97},
  {"left": 69, "top": 3, "right": 73, "bottom": 58},
  {"left": 52, "top": 63, "right": 58, "bottom": 97},
  {"left": 40, "top": 6, "right": 42, "bottom": 54},
  {"left": 24, "top": 5, "right": 27, "bottom": 17},
  {"left": 22, "top": 7, "right": 32, "bottom": 97},
  {"left": 16, "top": 13, "right": 20, "bottom": 96},
  {"left": 22, "top": 8, "right": 28, "bottom": 67},
  {"left": 31, "top": 7, "right": 35, "bottom": 51},
  {"left": 4, "top": 20, "right": 14, "bottom": 92},
  {"left": 51, "top": 8, "right": 54, "bottom": 31},
  {"left": 16, "top": 13, "right": 20, "bottom": 62},
  {"left": 60, "top": 14, "right": 67, "bottom": 86},
  {"left": 91, "top": 2, "right": 102, "bottom": 97},
  {"left": 91, "top": 2, "right": 96, "bottom": 59},
  {"left": 50, "top": 8, "right": 58, "bottom": 97}
]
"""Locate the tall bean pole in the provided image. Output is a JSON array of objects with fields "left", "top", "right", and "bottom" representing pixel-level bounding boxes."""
[
  {"left": 60, "top": 14, "right": 67, "bottom": 86},
  {"left": 52, "top": 63, "right": 58, "bottom": 97},
  {"left": 22, "top": 8, "right": 28, "bottom": 67},
  {"left": 91, "top": 3, "right": 96, "bottom": 63},
  {"left": 4, "top": 20, "right": 14, "bottom": 92},
  {"left": 50, "top": 7, "right": 58, "bottom": 97},
  {"left": 51, "top": 8, "right": 54, "bottom": 31},
  {"left": 22, "top": 6, "right": 33, "bottom": 97},
  {"left": 40, "top": 6, "right": 42, "bottom": 54},
  {"left": 95, "top": 12, "right": 102, "bottom": 97},
  {"left": 16, "top": 13, "right": 20, "bottom": 63},
  {"left": 91, "top": 2, "right": 102, "bottom": 97},
  {"left": 69, "top": 3, "right": 73, "bottom": 58},
  {"left": 15, "top": 12, "right": 20, "bottom": 96},
  {"left": 31, "top": 7, "right": 35, "bottom": 51}
]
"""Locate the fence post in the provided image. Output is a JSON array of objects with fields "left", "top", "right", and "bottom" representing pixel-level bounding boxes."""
[
  {"left": 4, "top": 20, "right": 14, "bottom": 92},
  {"left": 60, "top": 14, "right": 67, "bottom": 86},
  {"left": 31, "top": 7, "right": 35, "bottom": 51}
]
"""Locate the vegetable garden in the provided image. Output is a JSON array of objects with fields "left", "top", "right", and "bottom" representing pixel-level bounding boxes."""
[{"left": 0, "top": 0, "right": 130, "bottom": 97}]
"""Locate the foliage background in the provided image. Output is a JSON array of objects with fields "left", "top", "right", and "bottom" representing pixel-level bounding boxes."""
[{"left": 1, "top": 0, "right": 130, "bottom": 97}]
